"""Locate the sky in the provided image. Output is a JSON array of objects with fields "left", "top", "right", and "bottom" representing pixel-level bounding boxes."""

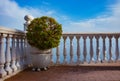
[{"left": 0, "top": 0, "right": 120, "bottom": 32}]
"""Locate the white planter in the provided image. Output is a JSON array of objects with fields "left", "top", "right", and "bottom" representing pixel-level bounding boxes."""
[
  {"left": 29, "top": 47, "right": 52, "bottom": 69},
  {"left": 31, "top": 54, "right": 51, "bottom": 68}
]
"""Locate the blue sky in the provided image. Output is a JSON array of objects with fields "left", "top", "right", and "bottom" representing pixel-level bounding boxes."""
[
  {"left": 15, "top": 0, "right": 115, "bottom": 20},
  {"left": 0, "top": 0, "right": 120, "bottom": 32}
]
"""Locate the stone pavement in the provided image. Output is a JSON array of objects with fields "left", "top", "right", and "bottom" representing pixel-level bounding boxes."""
[{"left": 5, "top": 66, "right": 120, "bottom": 81}]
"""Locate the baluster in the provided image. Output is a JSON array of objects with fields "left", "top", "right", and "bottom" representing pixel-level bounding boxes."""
[
  {"left": 69, "top": 36, "right": 74, "bottom": 64},
  {"left": 108, "top": 36, "right": 112, "bottom": 62},
  {"left": 50, "top": 49, "right": 54, "bottom": 65},
  {"left": 89, "top": 35, "right": 93, "bottom": 63},
  {"left": 56, "top": 46, "right": 60, "bottom": 64},
  {"left": 23, "top": 38, "right": 26, "bottom": 67},
  {"left": 5, "top": 34, "right": 12, "bottom": 74},
  {"left": 95, "top": 36, "right": 99, "bottom": 62},
  {"left": 0, "top": 34, "right": 7, "bottom": 77},
  {"left": 24, "top": 38, "right": 29, "bottom": 66},
  {"left": 23, "top": 38, "right": 28, "bottom": 66},
  {"left": 102, "top": 35, "right": 106, "bottom": 61},
  {"left": 23, "top": 38, "right": 26, "bottom": 66},
  {"left": 11, "top": 35, "right": 17, "bottom": 72},
  {"left": 16, "top": 37, "right": 20, "bottom": 69},
  {"left": 20, "top": 37, "right": 24, "bottom": 69},
  {"left": 76, "top": 36, "right": 80, "bottom": 64},
  {"left": 83, "top": 35, "right": 87, "bottom": 62},
  {"left": 115, "top": 35, "right": 119, "bottom": 61},
  {"left": 63, "top": 36, "right": 67, "bottom": 64}
]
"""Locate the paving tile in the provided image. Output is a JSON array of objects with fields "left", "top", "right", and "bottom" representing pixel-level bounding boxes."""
[{"left": 5, "top": 66, "right": 120, "bottom": 81}]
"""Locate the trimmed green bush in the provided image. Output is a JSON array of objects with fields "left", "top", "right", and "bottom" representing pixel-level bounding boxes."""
[{"left": 26, "top": 16, "right": 62, "bottom": 50}]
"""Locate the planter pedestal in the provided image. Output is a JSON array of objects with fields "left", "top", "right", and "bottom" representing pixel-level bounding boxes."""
[{"left": 31, "top": 54, "right": 51, "bottom": 71}]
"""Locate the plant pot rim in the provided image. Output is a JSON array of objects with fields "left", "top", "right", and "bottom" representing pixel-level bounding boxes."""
[{"left": 31, "top": 48, "right": 52, "bottom": 54}]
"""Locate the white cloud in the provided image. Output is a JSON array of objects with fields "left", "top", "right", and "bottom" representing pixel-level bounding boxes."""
[
  {"left": 0, "top": 0, "right": 120, "bottom": 32},
  {"left": 0, "top": 0, "right": 57, "bottom": 30},
  {"left": 64, "top": 1, "right": 120, "bottom": 32}
]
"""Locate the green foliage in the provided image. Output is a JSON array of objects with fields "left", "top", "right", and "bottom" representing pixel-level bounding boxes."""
[{"left": 26, "top": 16, "right": 62, "bottom": 50}]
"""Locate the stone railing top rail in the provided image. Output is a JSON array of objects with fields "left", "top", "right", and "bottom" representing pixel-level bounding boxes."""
[
  {"left": 63, "top": 32, "right": 120, "bottom": 34},
  {"left": 0, "top": 26, "right": 120, "bottom": 36},
  {"left": 62, "top": 32, "right": 120, "bottom": 37},
  {"left": 0, "top": 26, "right": 25, "bottom": 35}
]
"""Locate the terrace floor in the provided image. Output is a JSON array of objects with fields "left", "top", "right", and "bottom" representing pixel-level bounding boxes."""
[{"left": 5, "top": 63, "right": 120, "bottom": 81}]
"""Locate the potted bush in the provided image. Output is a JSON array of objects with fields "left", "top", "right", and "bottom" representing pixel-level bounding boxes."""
[{"left": 26, "top": 16, "right": 62, "bottom": 71}]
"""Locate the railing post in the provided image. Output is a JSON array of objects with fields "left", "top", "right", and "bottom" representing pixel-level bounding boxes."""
[
  {"left": 50, "top": 49, "right": 54, "bottom": 65},
  {"left": 0, "top": 33, "right": 7, "bottom": 77},
  {"left": 115, "top": 35, "right": 119, "bottom": 61},
  {"left": 20, "top": 37, "right": 24, "bottom": 69},
  {"left": 5, "top": 34, "right": 12, "bottom": 75},
  {"left": 95, "top": 35, "right": 99, "bottom": 62},
  {"left": 16, "top": 37, "right": 20, "bottom": 69},
  {"left": 56, "top": 46, "right": 60, "bottom": 64},
  {"left": 11, "top": 35, "right": 17, "bottom": 72},
  {"left": 23, "top": 38, "right": 26, "bottom": 67},
  {"left": 76, "top": 36, "right": 80, "bottom": 64},
  {"left": 102, "top": 35, "right": 106, "bottom": 61},
  {"left": 24, "top": 38, "right": 29, "bottom": 66},
  {"left": 89, "top": 35, "right": 93, "bottom": 63},
  {"left": 63, "top": 36, "right": 67, "bottom": 64},
  {"left": 83, "top": 35, "right": 87, "bottom": 62},
  {"left": 69, "top": 35, "right": 74, "bottom": 64},
  {"left": 108, "top": 35, "right": 112, "bottom": 62}
]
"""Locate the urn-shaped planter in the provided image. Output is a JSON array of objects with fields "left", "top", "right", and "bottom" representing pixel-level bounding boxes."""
[
  {"left": 30, "top": 47, "right": 51, "bottom": 70},
  {"left": 26, "top": 16, "right": 62, "bottom": 71}
]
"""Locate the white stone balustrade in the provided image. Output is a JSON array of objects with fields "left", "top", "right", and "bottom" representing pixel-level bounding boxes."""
[
  {"left": 0, "top": 25, "right": 120, "bottom": 80},
  {"left": 52, "top": 33, "right": 120, "bottom": 65},
  {"left": 0, "top": 26, "right": 25, "bottom": 79},
  {"left": 1, "top": 14, "right": 120, "bottom": 79}
]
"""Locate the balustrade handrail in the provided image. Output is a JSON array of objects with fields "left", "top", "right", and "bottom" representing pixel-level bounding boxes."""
[
  {"left": 0, "top": 26, "right": 25, "bottom": 35},
  {"left": 63, "top": 32, "right": 120, "bottom": 36}
]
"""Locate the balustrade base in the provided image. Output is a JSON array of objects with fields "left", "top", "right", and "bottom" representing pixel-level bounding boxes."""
[{"left": 0, "top": 69, "right": 7, "bottom": 78}]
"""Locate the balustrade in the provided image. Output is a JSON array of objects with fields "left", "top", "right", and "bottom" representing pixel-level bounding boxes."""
[
  {"left": 0, "top": 24, "right": 120, "bottom": 81},
  {"left": 2, "top": 15, "right": 119, "bottom": 80},
  {"left": 52, "top": 33, "right": 120, "bottom": 65},
  {"left": 0, "top": 26, "right": 25, "bottom": 79},
  {"left": 0, "top": 25, "right": 120, "bottom": 80}
]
